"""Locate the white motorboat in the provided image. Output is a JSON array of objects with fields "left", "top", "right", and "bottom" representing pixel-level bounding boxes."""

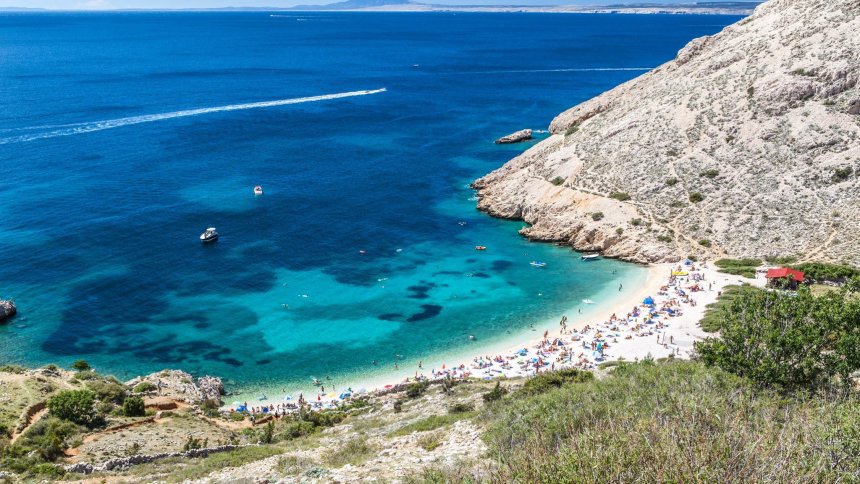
[
  {"left": 200, "top": 227, "right": 219, "bottom": 243},
  {"left": 581, "top": 253, "right": 600, "bottom": 261}
]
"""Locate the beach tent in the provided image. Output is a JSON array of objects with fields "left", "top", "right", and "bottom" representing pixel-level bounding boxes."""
[
  {"left": 683, "top": 259, "right": 694, "bottom": 266},
  {"left": 643, "top": 296, "right": 655, "bottom": 305},
  {"left": 339, "top": 392, "right": 351, "bottom": 400}
]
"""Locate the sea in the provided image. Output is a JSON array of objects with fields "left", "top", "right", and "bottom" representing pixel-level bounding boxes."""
[{"left": 0, "top": 11, "right": 740, "bottom": 397}]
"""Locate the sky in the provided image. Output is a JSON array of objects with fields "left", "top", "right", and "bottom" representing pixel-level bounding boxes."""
[{"left": 1, "top": 0, "right": 742, "bottom": 10}]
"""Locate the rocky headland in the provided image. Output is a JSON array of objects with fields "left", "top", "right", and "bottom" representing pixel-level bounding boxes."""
[
  {"left": 0, "top": 299, "right": 16, "bottom": 323},
  {"left": 474, "top": 0, "right": 860, "bottom": 265}
]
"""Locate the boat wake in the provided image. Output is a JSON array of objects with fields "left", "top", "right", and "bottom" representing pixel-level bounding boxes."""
[{"left": 0, "top": 88, "right": 387, "bottom": 145}]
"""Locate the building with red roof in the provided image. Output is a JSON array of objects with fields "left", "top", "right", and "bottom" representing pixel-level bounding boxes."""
[{"left": 765, "top": 267, "right": 805, "bottom": 288}]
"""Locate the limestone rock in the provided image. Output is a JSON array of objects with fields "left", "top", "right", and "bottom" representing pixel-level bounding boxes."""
[
  {"left": 475, "top": 0, "right": 860, "bottom": 265},
  {"left": 125, "top": 370, "right": 223, "bottom": 405},
  {"left": 0, "top": 299, "right": 15, "bottom": 323},
  {"left": 495, "top": 129, "right": 533, "bottom": 144}
]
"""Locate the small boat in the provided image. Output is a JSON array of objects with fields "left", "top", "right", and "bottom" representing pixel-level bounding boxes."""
[
  {"left": 475, "top": 245, "right": 487, "bottom": 251},
  {"left": 582, "top": 299, "right": 594, "bottom": 304},
  {"left": 581, "top": 253, "right": 600, "bottom": 261},
  {"left": 530, "top": 261, "right": 547, "bottom": 268},
  {"left": 254, "top": 185, "right": 263, "bottom": 196},
  {"left": 199, "top": 227, "right": 219, "bottom": 243}
]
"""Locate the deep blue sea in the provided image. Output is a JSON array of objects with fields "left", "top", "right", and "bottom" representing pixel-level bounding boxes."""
[{"left": 0, "top": 11, "right": 739, "bottom": 395}]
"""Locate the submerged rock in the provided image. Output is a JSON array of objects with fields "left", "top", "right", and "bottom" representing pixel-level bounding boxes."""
[
  {"left": 0, "top": 299, "right": 16, "bottom": 323},
  {"left": 495, "top": 129, "right": 532, "bottom": 144}
]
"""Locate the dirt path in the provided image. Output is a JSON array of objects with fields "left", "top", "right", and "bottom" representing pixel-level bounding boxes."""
[{"left": 10, "top": 406, "right": 48, "bottom": 444}]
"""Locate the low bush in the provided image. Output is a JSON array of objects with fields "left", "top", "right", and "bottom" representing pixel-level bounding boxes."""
[
  {"left": 550, "top": 176, "right": 566, "bottom": 186},
  {"left": 448, "top": 402, "right": 475, "bottom": 414},
  {"left": 591, "top": 212, "right": 604, "bottom": 221},
  {"left": 689, "top": 192, "right": 704, "bottom": 203},
  {"left": 714, "top": 258, "right": 761, "bottom": 278},
  {"left": 122, "top": 396, "right": 146, "bottom": 417},
  {"left": 133, "top": 381, "right": 157, "bottom": 393},
  {"left": 789, "top": 262, "right": 859, "bottom": 283},
  {"left": 698, "top": 285, "right": 760, "bottom": 332},
  {"left": 517, "top": 368, "right": 593, "bottom": 396},
  {"left": 698, "top": 239, "right": 712, "bottom": 248},
  {"left": 476, "top": 361, "right": 860, "bottom": 482},
  {"left": 405, "top": 381, "right": 430, "bottom": 399},
  {"left": 609, "top": 191, "right": 631, "bottom": 201},
  {"left": 47, "top": 390, "right": 98, "bottom": 427},
  {"left": 86, "top": 379, "right": 126, "bottom": 405},
  {"left": 71, "top": 360, "right": 90, "bottom": 371},
  {"left": 390, "top": 412, "right": 476, "bottom": 437},
  {"left": 665, "top": 177, "right": 678, "bottom": 186},
  {"left": 700, "top": 169, "right": 720, "bottom": 178},
  {"left": 483, "top": 381, "right": 508, "bottom": 403},
  {"left": 324, "top": 438, "right": 377, "bottom": 467}
]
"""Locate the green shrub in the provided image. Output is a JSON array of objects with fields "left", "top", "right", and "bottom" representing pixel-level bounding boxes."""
[
  {"left": 630, "top": 218, "right": 642, "bottom": 226},
  {"left": 19, "top": 416, "right": 80, "bottom": 462},
  {"left": 698, "top": 239, "right": 712, "bottom": 248},
  {"left": 324, "top": 438, "right": 377, "bottom": 467},
  {"left": 448, "top": 402, "right": 475, "bottom": 414},
  {"left": 689, "top": 192, "right": 704, "bottom": 203},
  {"left": 261, "top": 422, "right": 274, "bottom": 444},
  {"left": 665, "top": 177, "right": 678, "bottom": 186},
  {"left": 699, "top": 285, "right": 760, "bottom": 332},
  {"left": 550, "top": 176, "right": 566, "bottom": 186},
  {"left": 615, "top": 227, "right": 623, "bottom": 235},
  {"left": 71, "top": 360, "right": 90, "bottom": 371},
  {"left": 0, "top": 364, "right": 26, "bottom": 374},
  {"left": 714, "top": 258, "right": 761, "bottom": 278},
  {"left": 47, "top": 390, "right": 98, "bottom": 427},
  {"left": 789, "top": 262, "right": 859, "bottom": 283},
  {"left": 183, "top": 436, "right": 207, "bottom": 451},
  {"left": 391, "top": 413, "right": 475, "bottom": 437},
  {"left": 609, "top": 191, "right": 631, "bottom": 201},
  {"left": 417, "top": 433, "right": 442, "bottom": 451},
  {"left": 73, "top": 370, "right": 99, "bottom": 381},
  {"left": 133, "top": 381, "right": 157, "bottom": 393},
  {"left": 696, "top": 285, "right": 860, "bottom": 392},
  {"left": 483, "top": 381, "right": 508, "bottom": 403},
  {"left": 280, "top": 420, "right": 316, "bottom": 440},
  {"left": 517, "top": 368, "right": 593, "bottom": 396},
  {"left": 700, "top": 169, "right": 720, "bottom": 178},
  {"left": 476, "top": 361, "right": 860, "bottom": 483},
  {"left": 122, "top": 396, "right": 146, "bottom": 417},
  {"left": 405, "top": 381, "right": 430, "bottom": 399},
  {"left": 591, "top": 212, "right": 604, "bottom": 221},
  {"left": 833, "top": 166, "right": 853, "bottom": 181},
  {"left": 564, "top": 122, "right": 580, "bottom": 136},
  {"left": 393, "top": 399, "right": 404, "bottom": 413},
  {"left": 86, "top": 379, "right": 126, "bottom": 405}
]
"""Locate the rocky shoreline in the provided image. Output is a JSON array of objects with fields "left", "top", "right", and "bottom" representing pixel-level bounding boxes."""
[
  {"left": 0, "top": 299, "right": 16, "bottom": 323},
  {"left": 474, "top": 0, "right": 860, "bottom": 266}
]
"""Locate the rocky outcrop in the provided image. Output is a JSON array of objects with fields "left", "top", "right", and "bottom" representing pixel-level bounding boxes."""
[
  {"left": 495, "top": 129, "right": 533, "bottom": 144},
  {"left": 64, "top": 444, "right": 251, "bottom": 474},
  {"left": 0, "top": 299, "right": 16, "bottom": 322},
  {"left": 475, "top": 0, "right": 860, "bottom": 265},
  {"left": 125, "top": 370, "right": 224, "bottom": 405}
]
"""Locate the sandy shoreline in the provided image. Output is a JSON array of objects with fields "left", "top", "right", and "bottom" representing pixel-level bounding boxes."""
[{"left": 228, "top": 261, "right": 760, "bottom": 409}]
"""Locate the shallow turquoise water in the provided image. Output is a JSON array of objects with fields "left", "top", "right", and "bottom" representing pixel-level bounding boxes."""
[{"left": 0, "top": 12, "right": 739, "bottom": 393}]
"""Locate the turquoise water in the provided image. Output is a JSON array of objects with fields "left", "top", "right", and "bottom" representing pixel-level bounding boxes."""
[{"left": 0, "top": 12, "right": 739, "bottom": 394}]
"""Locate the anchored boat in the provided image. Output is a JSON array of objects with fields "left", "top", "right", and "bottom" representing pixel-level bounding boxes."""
[
  {"left": 200, "top": 227, "right": 219, "bottom": 243},
  {"left": 581, "top": 253, "right": 600, "bottom": 261}
]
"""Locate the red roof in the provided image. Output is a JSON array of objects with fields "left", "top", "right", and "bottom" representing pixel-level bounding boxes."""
[{"left": 765, "top": 267, "right": 805, "bottom": 280}]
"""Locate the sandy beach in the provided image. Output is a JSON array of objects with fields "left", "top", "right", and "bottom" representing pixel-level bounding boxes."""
[{"left": 231, "top": 261, "right": 762, "bottom": 411}]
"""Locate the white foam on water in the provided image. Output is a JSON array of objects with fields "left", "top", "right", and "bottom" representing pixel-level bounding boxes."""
[{"left": 0, "top": 88, "right": 387, "bottom": 145}]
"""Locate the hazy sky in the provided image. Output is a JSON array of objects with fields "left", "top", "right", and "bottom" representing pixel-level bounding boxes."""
[{"left": 2, "top": 0, "right": 735, "bottom": 10}]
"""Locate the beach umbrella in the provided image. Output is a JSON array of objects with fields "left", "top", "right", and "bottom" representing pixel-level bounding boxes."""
[{"left": 643, "top": 296, "right": 655, "bottom": 305}]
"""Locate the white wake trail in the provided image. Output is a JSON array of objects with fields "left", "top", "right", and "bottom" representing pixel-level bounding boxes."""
[{"left": 0, "top": 88, "right": 387, "bottom": 145}]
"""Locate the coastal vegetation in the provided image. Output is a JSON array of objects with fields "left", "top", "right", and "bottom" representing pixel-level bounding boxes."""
[{"left": 714, "top": 257, "right": 761, "bottom": 277}]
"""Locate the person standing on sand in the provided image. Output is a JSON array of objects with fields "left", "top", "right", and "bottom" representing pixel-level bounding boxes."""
[{"left": 619, "top": 283, "right": 623, "bottom": 291}]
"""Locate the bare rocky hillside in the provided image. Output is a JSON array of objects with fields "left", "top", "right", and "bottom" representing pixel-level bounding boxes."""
[{"left": 474, "top": 0, "right": 860, "bottom": 265}]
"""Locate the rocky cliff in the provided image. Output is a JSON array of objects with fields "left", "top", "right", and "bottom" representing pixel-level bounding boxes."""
[{"left": 474, "top": 0, "right": 860, "bottom": 265}]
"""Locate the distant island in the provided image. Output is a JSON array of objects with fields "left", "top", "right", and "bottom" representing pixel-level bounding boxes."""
[{"left": 0, "top": 2, "right": 763, "bottom": 14}]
